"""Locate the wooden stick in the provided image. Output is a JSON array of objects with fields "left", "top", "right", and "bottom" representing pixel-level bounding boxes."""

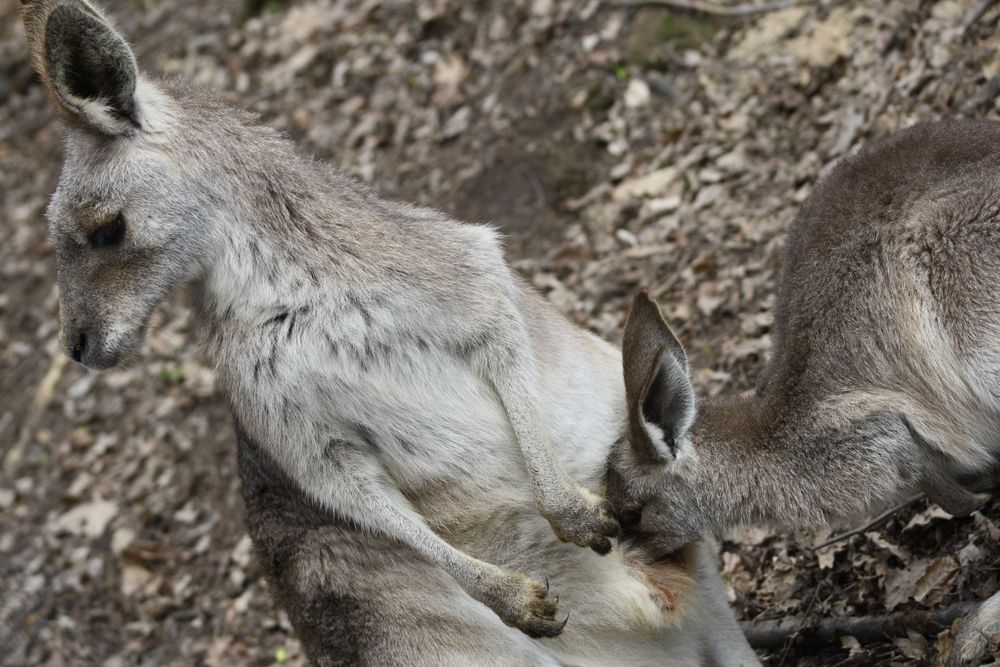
[
  {"left": 743, "top": 602, "right": 977, "bottom": 650},
  {"left": 611, "top": 0, "right": 799, "bottom": 17},
  {"left": 812, "top": 493, "right": 925, "bottom": 550},
  {"left": 777, "top": 583, "right": 823, "bottom": 666},
  {"left": 963, "top": 0, "right": 1000, "bottom": 35},
  {"left": 963, "top": 74, "right": 1000, "bottom": 113}
]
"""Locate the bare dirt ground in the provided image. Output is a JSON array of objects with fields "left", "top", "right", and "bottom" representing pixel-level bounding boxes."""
[{"left": 3, "top": 0, "right": 1000, "bottom": 664}]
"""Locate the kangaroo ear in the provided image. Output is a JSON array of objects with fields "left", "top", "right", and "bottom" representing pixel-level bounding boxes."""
[
  {"left": 22, "top": 0, "right": 140, "bottom": 136},
  {"left": 622, "top": 291, "right": 696, "bottom": 465}
]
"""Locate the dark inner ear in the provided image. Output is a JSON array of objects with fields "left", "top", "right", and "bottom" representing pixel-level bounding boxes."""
[
  {"left": 623, "top": 292, "right": 684, "bottom": 463},
  {"left": 640, "top": 352, "right": 690, "bottom": 457},
  {"left": 642, "top": 362, "right": 674, "bottom": 452},
  {"left": 44, "top": 5, "right": 137, "bottom": 123}
]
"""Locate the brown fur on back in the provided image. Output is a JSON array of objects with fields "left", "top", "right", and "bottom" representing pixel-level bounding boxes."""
[
  {"left": 611, "top": 120, "right": 1000, "bottom": 557},
  {"left": 764, "top": 119, "right": 1000, "bottom": 421}
]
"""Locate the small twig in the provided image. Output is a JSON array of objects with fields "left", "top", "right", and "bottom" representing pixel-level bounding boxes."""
[
  {"left": 4, "top": 353, "right": 68, "bottom": 472},
  {"left": 963, "top": 74, "right": 1000, "bottom": 113},
  {"left": 812, "top": 493, "right": 925, "bottom": 550},
  {"left": 743, "top": 602, "right": 977, "bottom": 650},
  {"left": 777, "top": 582, "right": 822, "bottom": 667},
  {"left": 610, "top": 0, "right": 798, "bottom": 17},
  {"left": 962, "top": 0, "right": 1000, "bottom": 36}
]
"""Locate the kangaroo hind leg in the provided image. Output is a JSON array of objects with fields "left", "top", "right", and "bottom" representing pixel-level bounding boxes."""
[{"left": 903, "top": 416, "right": 991, "bottom": 517}]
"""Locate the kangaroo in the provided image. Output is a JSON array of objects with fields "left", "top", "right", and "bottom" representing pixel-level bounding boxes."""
[
  {"left": 22, "top": 1, "right": 759, "bottom": 664},
  {"left": 605, "top": 120, "right": 1000, "bottom": 663}
]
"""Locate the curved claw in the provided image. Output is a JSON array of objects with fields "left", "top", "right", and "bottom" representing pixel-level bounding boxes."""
[
  {"left": 543, "top": 577, "right": 549, "bottom": 594},
  {"left": 558, "top": 613, "right": 570, "bottom": 631}
]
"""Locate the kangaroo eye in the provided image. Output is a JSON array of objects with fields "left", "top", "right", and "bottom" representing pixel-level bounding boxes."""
[{"left": 88, "top": 213, "right": 126, "bottom": 249}]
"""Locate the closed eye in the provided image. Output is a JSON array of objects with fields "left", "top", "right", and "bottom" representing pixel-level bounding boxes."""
[{"left": 88, "top": 213, "right": 126, "bottom": 249}]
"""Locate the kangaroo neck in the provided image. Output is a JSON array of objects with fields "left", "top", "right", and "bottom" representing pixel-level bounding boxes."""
[
  {"left": 690, "top": 390, "right": 779, "bottom": 454},
  {"left": 193, "top": 160, "right": 378, "bottom": 327}
]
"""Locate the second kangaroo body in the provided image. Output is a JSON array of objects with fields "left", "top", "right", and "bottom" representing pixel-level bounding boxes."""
[
  {"left": 610, "top": 119, "right": 1000, "bottom": 553},
  {"left": 607, "top": 119, "right": 1000, "bottom": 664}
]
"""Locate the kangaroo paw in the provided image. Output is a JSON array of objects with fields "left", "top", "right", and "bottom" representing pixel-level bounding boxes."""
[
  {"left": 480, "top": 569, "right": 565, "bottom": 638},
  {"left": 545, "top": 490, "right": 621, "bottom": 555}
]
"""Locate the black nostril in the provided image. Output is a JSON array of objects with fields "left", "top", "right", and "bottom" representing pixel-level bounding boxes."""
[
  {"left": 620, "top": 510, "right": 641, "bottom": 531},
  {"left": 70, "top": 330, "right": 87, "bottom": 363}
]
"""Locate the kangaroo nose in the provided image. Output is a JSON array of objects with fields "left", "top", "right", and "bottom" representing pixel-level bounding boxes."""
[
  {"left": 620, "top": 509, "right": 641, "bottom": 532},
  {"left": 70, "top": 330, "right": 88, "bottom": 363}
]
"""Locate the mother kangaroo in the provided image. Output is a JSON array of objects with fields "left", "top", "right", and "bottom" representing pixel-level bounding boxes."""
[{"left": 21, "top": 1, "right": 758, "bottom": 664}]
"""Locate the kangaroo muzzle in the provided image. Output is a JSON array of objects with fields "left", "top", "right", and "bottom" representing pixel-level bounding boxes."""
[{"left": 61, "top": 323, "right": 124, "bottom": 369}]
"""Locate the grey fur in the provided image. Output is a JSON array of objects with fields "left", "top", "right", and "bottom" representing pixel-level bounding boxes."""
[
  {"left": 25, "top": 0, "right": 139, "bottom": 134},
  {"left": 22, "top": 1, "right": 759, "bottom": 664},
  {"left": 236, "top": 423, "right": 551, "bottom": 666},
  {"left": 611, "top": 123, "right": 1000, "bottom": 664},
  {"left": 610, "top": 119, "right": 1000, "bottom": 558}
]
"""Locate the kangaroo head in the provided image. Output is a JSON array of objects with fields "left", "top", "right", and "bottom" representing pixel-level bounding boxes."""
[
  {"left": 23, "top": 0, "right": 214, "bottom": 368},
  {"left": 621, "top": 291, "right": 697, "bottom": 467}
]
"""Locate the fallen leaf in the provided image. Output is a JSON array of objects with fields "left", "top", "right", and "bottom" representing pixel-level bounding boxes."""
[
  {"left": 624, "top": 79, "right": 651, "bottom": 109},
  {"left": 612, "top": 168, "right": 679, "bottom": 201},
  {"left": 729, "top": 7, "right": 808, "bottom": 60},
  {"left": 784, "top": 6, "right": 862, "bottom": 69},
  {"left": 894, "top": 631, "right": 928, "bottom": 661},
  {"left": 912, "top": 556, "right": 959, "bottom": 607},
  {"left": 886, "top": 558, "right": 931, "bottom": 611},
  {"left": 903, "top": 505, "right": 951, "bottom": 531},
  {"left": 54, "top": 499, "right": 118, "bottom": 538},
  {"left": 121, "top": 564, "right": 154, "bottom": 597},
  {"left": 866, "top": 531, "right": 911, "bottom": 561},
  {"left": 840, "top": 635, "right": 864, "bottom": 658}
]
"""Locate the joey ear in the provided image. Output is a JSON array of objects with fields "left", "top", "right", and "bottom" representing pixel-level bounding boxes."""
[
  {"left": 22, "top": 0, "right": 140, "bottom": 135},
  {"left": 622, "top": 291, "right": 696, "bottom": 465}
]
